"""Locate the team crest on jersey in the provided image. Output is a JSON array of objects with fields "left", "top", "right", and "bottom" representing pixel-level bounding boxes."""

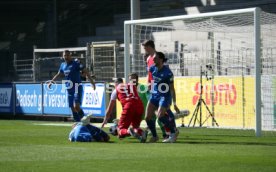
[
  {"left": 64, "top": 70, "right": 70, "bottom": 76},
  {"left": 153, "top": 76, "right": 162, "bottom": 83}
]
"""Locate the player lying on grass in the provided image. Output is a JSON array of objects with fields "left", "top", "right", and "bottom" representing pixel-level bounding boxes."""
[
  {"left": 69, "top": 114, "right": 110, "bottom": 142},
  {"left": 101, "top": 78, "right": 147, "bottom": 143}
]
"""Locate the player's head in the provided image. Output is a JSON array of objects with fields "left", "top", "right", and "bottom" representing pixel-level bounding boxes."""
[
  {"left": 114, "top": 78, "right": 123, "bottom": 86},
  {"left": 128, "top": 73, "right": 139, "bottom": 86},
  {"left": 154, "top": 51, "right": 167, "bottom": 66},
  {"left": 63, "top": 50, "right": 72, "bottom": 63},
  {"left": 142, "top": 40, "right": 155, "bottom": 54}
]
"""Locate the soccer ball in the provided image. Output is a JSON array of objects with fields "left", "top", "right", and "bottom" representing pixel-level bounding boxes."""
[{"left": 109, "top": 124, "right": 118, "bottom": 136}]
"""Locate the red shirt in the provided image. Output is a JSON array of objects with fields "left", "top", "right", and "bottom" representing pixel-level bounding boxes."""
[
  {"left": 115, "top": 83, "right": 140, "bottom": 106},
  {"left": 147, "top": 54, "right": 155, "bottom": 83}
]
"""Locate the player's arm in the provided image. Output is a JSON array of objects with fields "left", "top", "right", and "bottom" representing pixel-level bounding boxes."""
[
  {"left": 169, "top": 75, "right": 180, "bottom": 113},
  {"left": 101, "top": 100, "right": 116, "bottom": 128},
  {"left": 48, "top": 71, "right": 63, "bottom": 88},
  {"left": 82, "top": 68, "right": 96, "bottom": 90},
  {"left": 147, "top": 65, "right": 154, "bottom": 92},
  {"left": 101, "top": 89, "right": 117, "bottom": 128}
]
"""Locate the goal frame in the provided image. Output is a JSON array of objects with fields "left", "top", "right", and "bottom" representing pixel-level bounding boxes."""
[{"left": 124, "top": 7, "right": 261, "bottom": 136}]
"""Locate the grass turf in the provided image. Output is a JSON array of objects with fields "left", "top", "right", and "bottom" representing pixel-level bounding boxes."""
[{"left": 0, "top": 120, "right": 276, "bottom": 172}]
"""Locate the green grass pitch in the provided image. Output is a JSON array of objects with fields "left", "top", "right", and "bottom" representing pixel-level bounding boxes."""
[{"left": 0, "top": 120, "right": 276, "bottom": 172}]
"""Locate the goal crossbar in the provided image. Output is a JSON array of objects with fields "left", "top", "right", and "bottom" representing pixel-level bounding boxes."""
[{"left": 124, "top": 7, "right": 262, "bottom": 137}]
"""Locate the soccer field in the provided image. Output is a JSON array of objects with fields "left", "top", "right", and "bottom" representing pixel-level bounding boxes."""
[{"left": 0, "top": 120, "right": 276, "bottom": 172}]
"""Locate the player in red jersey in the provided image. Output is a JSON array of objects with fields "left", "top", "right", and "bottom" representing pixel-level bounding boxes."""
[
  {"left": 102, "top": 78, "right": 146, "bottom": 142},
  {"left": 142, "top": 40, "right": 155, "bottom": 87}
]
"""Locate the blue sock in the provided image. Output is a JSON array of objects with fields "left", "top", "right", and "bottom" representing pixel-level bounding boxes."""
[
  {"left": 159, "top": 116, "right": 175, "bottom": 133},
  {"left": 146, "top": 119, "right": 157, "bottom": 137},
  {"left": 78, "top": 109, "right": 84, "bottom": 119},
  {"left": 73, "top": 112, "right": 80, "bottom": 122},
  {"left": 167, "top": 109, "right": 176, "bottom": 128}
]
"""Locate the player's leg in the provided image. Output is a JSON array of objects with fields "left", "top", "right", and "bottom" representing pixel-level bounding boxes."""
[
  {"left": 145, "top": 100, "right": 159, "bottom": 142},
  {"left": 166, "top": 109, "right": 177, "bottom": 131},
  {"left": 130, "top": 101, "right": 145, "bottom": 138},
  {"left": 159, "top": 105, "right": 178, "bottom": 143},
  {"left": 117, "top": 104, "right": 132, "bottom": 138},
  {"left": 166, "top": 95, "right": 177, "bottom": 134},
  {"left": 74, "top": 103, "right": 84, "bottom": 119},
  {"left": 157, "top": 117, "right": 168, "bottom": 139},
  {"left": 157, "top": 106, "right": 175, "bottom": 134},
  {"left": 74, "top": 85, "right": 84, "bottom": 119},
  {"left": 68, "top": 93, "right": 81, "bottom": 122},
  {"left": 157, "top": 97, "right": 177, "bottom": 142}
]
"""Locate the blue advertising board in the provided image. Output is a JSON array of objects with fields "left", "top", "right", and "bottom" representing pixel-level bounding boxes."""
[
  {"left": 0, "top": 83, "right": 14, "bottom": 113},
  {"left": 81, "top": 83, "right": 106, "bottom": 117},
  {"left": 15, "top": 84, "right": 43, "bottom": 114},
  {"left": 1, "top": 82, "right": 106, "bottom": 117},
  {"left": 42, "top": 83, "right": 71, "bottom": 115},
  {"left": 43, "top": 82, "right": 106, "bottom": 117}
]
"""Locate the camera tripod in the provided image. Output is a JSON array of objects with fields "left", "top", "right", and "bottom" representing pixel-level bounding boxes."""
[{"left": 188, "top": 66, "right": 219, "bottom": 127}]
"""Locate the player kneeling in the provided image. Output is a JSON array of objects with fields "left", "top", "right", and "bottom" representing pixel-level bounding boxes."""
[
  {"left": 102, "top": 78, "right": 147, "bottom": 143},
  {"left": 69, "top": 114, "right": 110, "bottom": 142}
]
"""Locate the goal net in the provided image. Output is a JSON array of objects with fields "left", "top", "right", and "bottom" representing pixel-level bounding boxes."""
[{"left": 124, "top": 8, "right": 276, "bottom": 136}]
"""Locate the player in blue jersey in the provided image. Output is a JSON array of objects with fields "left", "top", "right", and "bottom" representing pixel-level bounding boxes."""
[
  {"left": 142, "top": 40, "right": 179, "bottom": 139},
  {"left": 146, "top": 51, "right": 180, "bottom": 143},
  {"left": 69, "top": 114, "right": 110, "bottom": 142},
  {"left": 49, "top": 50, "right": 96, "bottom": 122}
]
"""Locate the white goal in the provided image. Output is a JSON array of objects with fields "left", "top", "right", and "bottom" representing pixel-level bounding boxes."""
[{"left": 124, "top": 8, "right": 276, "bottom": 136}]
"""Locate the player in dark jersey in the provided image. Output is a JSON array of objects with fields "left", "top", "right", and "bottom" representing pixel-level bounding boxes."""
[
  {"left": 146, "top": 52, "right": 180, "bottom": 143},
  {"left": 48, "top": 50, "right": 96, "bottom": 122},
  {"left": 142, "top": 40, "right": 179, "bottom": 140},
  {"left": 69, "top": 114, "right": 110, "bottom": 142}
]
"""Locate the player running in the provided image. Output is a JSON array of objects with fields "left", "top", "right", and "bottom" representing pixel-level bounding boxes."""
[
  {"left": 48, "top": 50, "right": 96, "bottom": 122},
  {"left": 101, "top": 78, "right": 146, "bottom": 142}
]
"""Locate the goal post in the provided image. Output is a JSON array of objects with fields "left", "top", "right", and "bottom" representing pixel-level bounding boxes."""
[
  {"left": 123, "top": 7, "right": 275, "bottom": 136},
  {"left": 254, "top": 8, "right": 261, "bottom": 137}
]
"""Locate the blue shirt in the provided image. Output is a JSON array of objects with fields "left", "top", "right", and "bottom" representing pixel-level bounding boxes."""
[
  {"left": 149, "top": 65, "right": 174, "bottom": 97},
  {"left": 59, "top": 59, "right": 85, "bottom": 93},
  {"left": 69, "top": 123, "right": 92, "bottom": 142}
]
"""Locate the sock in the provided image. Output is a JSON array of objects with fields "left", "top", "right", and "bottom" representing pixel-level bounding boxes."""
[
  {"left": 157, "top": 119, "right": 167, "bottom": 138},
  {"left": 78, "top": 109, "right": 84, "bottom": 119},
  {"left": 159, "top": 116, "right": 175, "bottom": 133},
  {"left": 119, "top": 129, "right": 130, "bottom": 138},
  {"left": 146, "top": 119, "right": 157, "bottom": 137},
  {"left": 166, "top": 109, "right": 176, "bottom": 129},
  {"left": 72, "top": 112, "right": 80, "bottom": 122}
]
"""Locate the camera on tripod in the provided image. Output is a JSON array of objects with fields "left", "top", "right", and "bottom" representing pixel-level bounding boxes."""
[
  {"left": 202, "top": 63, "right": 213, "bottom": 81},
  {"left": 188, "top": 63, "right": 219, "bottom": 127}
]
